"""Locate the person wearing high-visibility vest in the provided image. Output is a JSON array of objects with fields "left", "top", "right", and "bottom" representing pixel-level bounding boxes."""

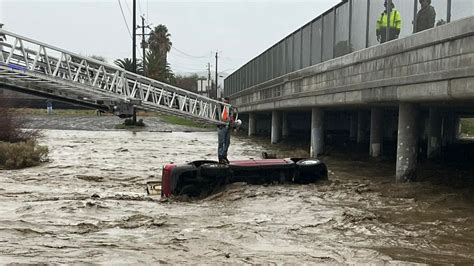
[
  {"left": 217, "top": 97, "right": 237, "bottom": 164},
  {"left": 376, "top": 0, "right": 402, "bottom": 44}
]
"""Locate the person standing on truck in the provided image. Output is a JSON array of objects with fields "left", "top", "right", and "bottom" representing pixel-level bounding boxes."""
[
  {"left": 376, "top": 0, "right": 402, "bottom": 43},
  {"left": 217, "top": 97, "right": 236, "bottom": 164},
  {"left": 415, "top": 0, "right": 436, "bottom": 33}
]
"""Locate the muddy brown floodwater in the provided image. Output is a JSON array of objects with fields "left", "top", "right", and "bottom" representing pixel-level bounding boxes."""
[{"left": 1, "top": 129, "right": 473, "bottom": 264}]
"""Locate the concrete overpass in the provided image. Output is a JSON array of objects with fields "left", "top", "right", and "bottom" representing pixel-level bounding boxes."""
[{"left": 226, "top": 16, "right": 474, "bottom": 181}]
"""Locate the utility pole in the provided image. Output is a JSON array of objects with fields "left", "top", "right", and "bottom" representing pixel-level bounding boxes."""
[
  {"left": 207, "top": 63, "right": 211, "bottom": 98},
  {"left": 132, "top": 0, "right": 137, "bottom": 73},
  {"left": 137, "top": 15, "right": 151, "bottom": 76},
  {"left": 215, "top": 52, "right": 218, "bottom": 100},
  {"left": 141, "top": 16, "right": 146, "bottom": 75}
]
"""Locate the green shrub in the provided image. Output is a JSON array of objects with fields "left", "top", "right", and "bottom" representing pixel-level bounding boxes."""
[
  {"left": 0, "top": 141, "right": 49, "bottom": 169},
  {"left": 1, "top": 98, "right": 42, "bottom": 143},
  {"left": 136, "top": 119, "right": 145, "bottom": 127}
]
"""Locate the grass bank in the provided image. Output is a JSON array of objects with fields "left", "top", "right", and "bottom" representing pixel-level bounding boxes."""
[
  {"left": 157, "top": 113, "right": 213, "bottom": 129},
  {"left": 14, "top": 108, "right": 98, "bottom": 116}
]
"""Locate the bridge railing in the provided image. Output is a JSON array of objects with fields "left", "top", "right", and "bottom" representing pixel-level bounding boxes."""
[{"left": 0, "top": 29, "right": 229, "bottom": 125}]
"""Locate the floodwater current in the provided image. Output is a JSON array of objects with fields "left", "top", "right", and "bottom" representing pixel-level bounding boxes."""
[{"left": 0, "top": 130, "right": 473, "bottom": 264}]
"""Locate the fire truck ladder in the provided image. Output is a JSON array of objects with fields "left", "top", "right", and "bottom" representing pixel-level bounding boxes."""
[{"left": 0, "top": 29, "right": 228, "bottom": 125}]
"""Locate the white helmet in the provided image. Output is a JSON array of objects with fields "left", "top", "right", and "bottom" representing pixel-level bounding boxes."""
[{"left": 235, "top": 119, "right": 242, "bottom": 127}]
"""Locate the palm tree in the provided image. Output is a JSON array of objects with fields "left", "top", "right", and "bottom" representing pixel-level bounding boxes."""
[
  {"left": 148, "top": 24, "right": 172, "bottom": 64},
  {"left": 145, "top": 50, "right": 174, "bottom": 83},
  {"left": 114, "top": 58, "right": 143, "bottom": 74}
]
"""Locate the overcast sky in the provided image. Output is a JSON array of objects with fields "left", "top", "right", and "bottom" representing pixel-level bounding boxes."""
[{"left": 0, "top": 0, "right": 338, "bottom": 77}]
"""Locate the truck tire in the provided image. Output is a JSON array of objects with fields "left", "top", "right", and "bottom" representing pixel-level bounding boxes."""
[{"left": 294, "top": 159, "right": 328, "bottom": 184}]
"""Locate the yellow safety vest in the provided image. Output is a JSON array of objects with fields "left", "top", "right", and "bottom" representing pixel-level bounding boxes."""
[{"left": 376, "top": 9, "right": 401, "bottom": 30}]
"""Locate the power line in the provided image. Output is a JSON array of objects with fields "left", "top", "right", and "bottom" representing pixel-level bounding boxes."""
[
  {"left": 171, "top": 64, "right": 208, "bottom": 72},
  {"left": 117, "top": 0, "right": 132, "bottom": 38},
  {"left": 169, "top": 60, "right": 208, "bottom": 71},
  {"left": 117, "top": 0, "right": 142, "bottom": 61},
  {"left": 169, "top": 57, "right": 209, "bottom": 69},
  {"left": 172, "top": 66, "right": 202, "bottom": 71},
  {"left": 171, "top": 46, "right": 208, "bottom": 59},
  {"left": 169, "top": 50, "right": 209, "bottom": 61},
  {"left": 123, "top": 0, "right": 132, "bottom": 15},
  {"left": 170, "top": 62, "right": 208, "bottom": 71}
]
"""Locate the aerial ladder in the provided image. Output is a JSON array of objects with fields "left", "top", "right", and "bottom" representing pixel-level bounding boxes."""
[{"left": 0, "top": 29, "right": 229, "bottom": 125}]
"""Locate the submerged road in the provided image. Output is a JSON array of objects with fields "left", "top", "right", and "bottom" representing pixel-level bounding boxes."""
[{"left": 0, "top": 124, "right": 473, "bottom": 263}]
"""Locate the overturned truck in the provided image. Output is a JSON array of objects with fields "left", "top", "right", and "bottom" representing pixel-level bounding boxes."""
[{"left": 147, "top": 158, "right": 328, "bottom": 198}]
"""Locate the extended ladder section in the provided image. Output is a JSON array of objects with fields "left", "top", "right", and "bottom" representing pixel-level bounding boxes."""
[{"left": 0, "top": 29, "right": 228, "bottom": 125}]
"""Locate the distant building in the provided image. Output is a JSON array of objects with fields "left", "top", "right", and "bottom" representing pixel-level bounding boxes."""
[
  {"left": 196, "top": 77, "right": 224, "bottom": 100},
  {"left": 197, "top": 78, "right": 212, "bottom": 98}
]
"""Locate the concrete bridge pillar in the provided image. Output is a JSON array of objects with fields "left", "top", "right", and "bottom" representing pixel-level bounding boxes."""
[
  {"left": 455, "top": 117, "right": 461, "bottom": 139},
  {"left": 442, "top": 112, "right": 456, "bottom": 146},
  {"left": 282, "top": 113, "right": 289, "bottom": 139},
  {"left": 248, "top": 113, "right": 256, "bottom": 136},
  {"left": 271, "top": 111, "right": 282, "bottom": 144},
  {"left": 427, "top": 108, "right": 442, "bottom": 158},
  {"left": 370, "top": 108, "right": 383, "bottom": 157},
  {"left": 350, "top": 112, "right": 358, "bottom": 142},
  {"left": 396, "top": 103, "right": 419, "bottom": 182},
  {"left": 310, "top": 108, "right": 324, "bottom": 158}
]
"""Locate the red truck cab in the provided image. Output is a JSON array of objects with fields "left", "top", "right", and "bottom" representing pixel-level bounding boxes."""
[{"left": 147, "top": 158, "right": 327, "bottom": 198}]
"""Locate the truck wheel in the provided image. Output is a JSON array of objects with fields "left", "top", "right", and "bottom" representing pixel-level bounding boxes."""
[
  {"left": 199, "top": 163, "right": 231, "bottom": 178},
  {"left": 294, "top": 159, "right": 328, "bottom": 184}
]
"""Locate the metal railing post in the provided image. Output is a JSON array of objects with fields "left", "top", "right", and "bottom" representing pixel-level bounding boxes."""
[
  {"left": 365, "top": 0, "right": 370, "bottom": 48},
  {"left": 386, "top": 0, "right": 392, "bottom": 42},
  {"left": 413, "top": 0, "right": 418, "bottom": 33},
  {"left": 349, "top": 0, "right": 353, "bottom": 50},
  {"left": 447, "top": 0, "right": 452, "bottom": 23}
]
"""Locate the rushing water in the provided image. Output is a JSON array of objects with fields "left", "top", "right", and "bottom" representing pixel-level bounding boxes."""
[{"left": 0, "top": 129, "right": 473, "bottom": 264}]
